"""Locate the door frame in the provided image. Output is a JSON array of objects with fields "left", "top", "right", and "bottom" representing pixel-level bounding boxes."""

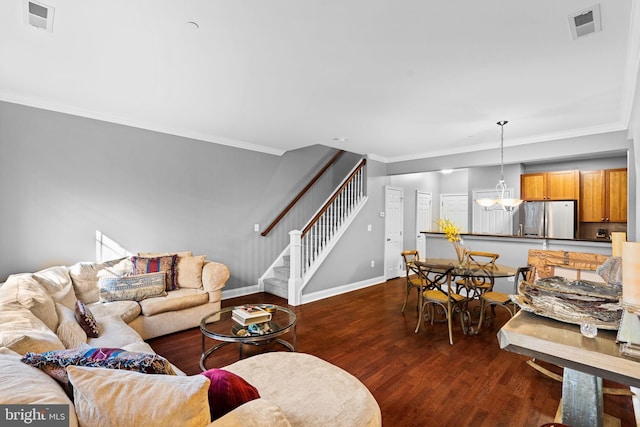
[
  {"left": 384, "top": 185, "right": 404, "bottom": 281},
  {"left": 415, "top": 191, "right": 432, "bottom": 257}
]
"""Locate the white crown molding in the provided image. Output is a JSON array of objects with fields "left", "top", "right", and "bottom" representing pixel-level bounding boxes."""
[
  {"left": 0, "top": 93, "right": 287, "bottom": 157},
  {"left": 380, "top": 121, "right": 629, "bottom": 164}
]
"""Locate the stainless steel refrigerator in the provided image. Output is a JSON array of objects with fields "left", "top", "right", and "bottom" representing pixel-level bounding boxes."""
[{"left": 520, "top": 200, "right": 577, "bottom": 239}]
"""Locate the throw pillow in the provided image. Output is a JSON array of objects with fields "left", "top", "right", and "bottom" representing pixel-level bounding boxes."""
[
  {"left": 69, "top": 258, "right": 129, "bottom": 304},
  {"left": 55, "top": 302, "right": 88, "bottom": 348},
  {"left": 0, "top": 302, "right": 65, "bottom": 355},
  {"left": 33, "top": 265, "right": 78, "bottom": 310},
  {"left": 98, "top": 271, "right": 167, "bottom": 302},
  {"left": 11, "top": 273, "right": 59, "bottom": 332},
  {"left": 75, "top": 301, "right": 100, "bottom": 338},
  {"left": 131, "top": 255, "right": 178, "bottom": 291},
  {"left": 21, "top": 347, "right": 176, "bottom": 384},
  {"left": 68, "top": 366, "right": 210, "bottom": 427},
  {"left": 200, "top": 368, "right": 260, "bottom": 420},
  {"left": 138, "top": 250, "right": 193, "bottom": 257},
  {"left": 176, "top": 255, "right": 206, "bottom": 289}
]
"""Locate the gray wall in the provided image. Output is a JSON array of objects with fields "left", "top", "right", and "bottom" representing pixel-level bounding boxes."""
[{"left": 0, "top": 101, "right": 364, "bottom": 292}]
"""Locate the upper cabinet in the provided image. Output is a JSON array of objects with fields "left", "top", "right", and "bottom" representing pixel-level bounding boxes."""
[
  {"left": 579, "top": 168, "right": 627, "bottom": 223},
  {"left": 520, "top": 170, "right": 579, "bottom": 200}
]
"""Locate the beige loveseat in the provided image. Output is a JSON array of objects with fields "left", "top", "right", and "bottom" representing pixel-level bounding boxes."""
[{"left": 0, "top": 254, "right": 382, "bottom": 427}]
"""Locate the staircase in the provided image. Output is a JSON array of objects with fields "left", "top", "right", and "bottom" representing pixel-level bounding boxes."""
[
  {"left": 260, "top": 159, "right": 367, "bottom": 305},
  {"left": 263, "top": 255, "right": 290, "bottom": 298}
]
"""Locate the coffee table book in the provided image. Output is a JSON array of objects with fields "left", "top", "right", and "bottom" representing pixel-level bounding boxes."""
[{"left": 232, "top": 306, "right": 272, "bottom": 326}]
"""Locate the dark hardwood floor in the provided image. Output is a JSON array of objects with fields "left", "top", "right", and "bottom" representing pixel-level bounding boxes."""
[{"left": 149, "top": 277, "right": 635, "bottom": 426}]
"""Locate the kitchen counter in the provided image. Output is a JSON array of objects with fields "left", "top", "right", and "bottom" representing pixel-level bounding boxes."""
[{"left": 421, "top": 231, "right": 614, "bottom": 244}]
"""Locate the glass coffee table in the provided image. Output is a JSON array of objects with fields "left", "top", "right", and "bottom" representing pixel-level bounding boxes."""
[{"left": 199, "top": 304, "right": 297, "bottom": 370}]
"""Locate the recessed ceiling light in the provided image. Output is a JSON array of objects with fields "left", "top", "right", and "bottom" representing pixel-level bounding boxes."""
[{"left": 332, "top": 137, "right": 348, "bottom": 143}]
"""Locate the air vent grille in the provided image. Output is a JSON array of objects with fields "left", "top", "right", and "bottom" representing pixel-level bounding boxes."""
[
  {"left": 569, "top": 4, "right": 601, "bottom": 40},
  {"left": 23, "top": 0, "right": 54, "bottom": 32}
]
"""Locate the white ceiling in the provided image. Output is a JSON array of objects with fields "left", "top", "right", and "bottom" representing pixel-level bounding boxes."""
[{"left": 1, "top": 0, "right": 638, "bottom": 162}]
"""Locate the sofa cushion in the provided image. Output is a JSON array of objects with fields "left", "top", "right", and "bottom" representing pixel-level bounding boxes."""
[
  {"left": 21, "top": 347, "right": 177, "bottom": 385},
  {"left": 98, "top": 271, "right": 167, "bottom": 302},
  {"left": 201, "top": 368, "right": 260, "bottom": 420},
  {"left": 0, "top": 301, "right": 65, "bottom": 355},
  {"left": 5, "top": 273, "right": 59, "bottom": 331},
  {"left": 55, "top": 302, "right": 88, "bottom": 349},
  {"left": 33, "top": 265, "right": 77, "bottom": 309},
  {"left": 69, "top": 258, "right": 127, "bottom": 304},
  {"left": 68, "top": 366, "right": 210, "bottom": 427},
  {"left": 75, "top": 301, "right": 100, "bottom": 338},
  {"left": 87, "top": 300, "right": 141, "bottom": 323},
  {"left": 131, "top": 255, "right": 178, "bottom": 291},
  {"left": 177, "top": 255, "right": 206, "bottom": 289},
  {"left": 211, "top": 398, "right": 291, "bottom": 427},
  {"left": 0, "top": 348, "right": 79, "bottom": 427},
  {"left": 138, "top": 288, "right": 209, "bottom": 316},
  {"left": 87, "top": 315, "right": 144, "bottom": 348}
]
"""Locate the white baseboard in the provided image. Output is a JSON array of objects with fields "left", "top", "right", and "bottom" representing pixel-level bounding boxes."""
[
  {"left": 221, "top": 276, "right": 385, "bottom": 305},
  {"left": 221, "top": 284, "right": 261, "bottom": 300},
  {"left": 300, "top": 276, "right": 385, "bottom": 305}
]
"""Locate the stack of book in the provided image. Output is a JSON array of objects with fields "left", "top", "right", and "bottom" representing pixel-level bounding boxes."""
[{"left": 232, "top": 305, "right": 272, "bottom": 326}]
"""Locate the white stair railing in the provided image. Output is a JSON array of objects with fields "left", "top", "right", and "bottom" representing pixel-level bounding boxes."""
[{"left": 288, "top": 159, "right": 367, "bottom": 304}]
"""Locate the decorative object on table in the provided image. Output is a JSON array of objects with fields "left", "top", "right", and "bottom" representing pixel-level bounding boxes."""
[
  {"left": 232, "top": 322, "right": 274, "bottom": 337},
  {"left": 247, "top": 322, "right": 273, "bottom": 335},
  {"left": 436, "top": 218, "right": 465, "bottom": 266},
  {"left": 622, "top": 242, "right": 640, "bottom": 310},
  {"left": 619, "top": 241, "right": 640, "bottom": 358},
  {"left": 511, "top": 275, "right": 622, "bottom": 330},
  {"left": 616, "top": 309, "right": 640, "bottom": 359},
  {"left": 579, "top": 322, "right": 598, "bottom": 338},
  {"left": 231, "top": 305, "right": 272, "bottom": 326},
  {"left": 611, "top": 232, "right": 626, "bottom": 257},
  {"left": 474, "top": 121, "right": 523, "bottom": 211}
]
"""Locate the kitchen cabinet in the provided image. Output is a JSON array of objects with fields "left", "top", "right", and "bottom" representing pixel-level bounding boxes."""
[
  {"left": 580, "top": 168, "right": 627, "bottom": 222},
  {"left": 520, "top": 170, "right": 579, "bottom": 200}
]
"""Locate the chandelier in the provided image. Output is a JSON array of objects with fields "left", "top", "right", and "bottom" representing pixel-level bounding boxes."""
[{"left": 475, "top": 121, "right": 523, "bottom": 211}]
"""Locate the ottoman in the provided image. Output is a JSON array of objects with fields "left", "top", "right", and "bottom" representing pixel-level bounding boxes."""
[{"left": 223, "top": 352, "right": 382, "bottom": 427}]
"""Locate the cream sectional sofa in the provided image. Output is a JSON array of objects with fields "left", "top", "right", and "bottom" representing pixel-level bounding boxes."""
[{"left": 0, "top": 254, "right": 382, "bottom": 427}]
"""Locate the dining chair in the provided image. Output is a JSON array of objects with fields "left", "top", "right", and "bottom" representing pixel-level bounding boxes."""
[
  {"left": 476, "top": 265, "right": 534, "bottom": 333},
  {"left": 400, "top": 250, "right": 423, "bottom": 313},
  {"left": 455, "top": 250, "right": 500, "bottom": 299},
  {"left": 414, "top": 262, "right": 468, "bottom": 345}
]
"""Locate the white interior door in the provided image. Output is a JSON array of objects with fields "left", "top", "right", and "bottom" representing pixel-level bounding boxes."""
[
  {"left": 415, "top": 191, "right": 432, "bottom": 258},
  {"left": 472, "top": 189, "right": 515, "bottom": 234},
  {"left": 440, "top": 194, "right": 469, "bottom": 233},
  {"left": 384, "top": 186, "right": 404, "bottom": 280}
]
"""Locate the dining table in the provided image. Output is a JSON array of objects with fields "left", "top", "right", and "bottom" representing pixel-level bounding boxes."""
[{"left": 414, "top": 258, "right": 518, "bottom": 334}]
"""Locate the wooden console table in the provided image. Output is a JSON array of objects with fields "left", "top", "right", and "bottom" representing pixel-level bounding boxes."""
[{"left": 498, "top": 311, "right": 639, "bottom": 427}]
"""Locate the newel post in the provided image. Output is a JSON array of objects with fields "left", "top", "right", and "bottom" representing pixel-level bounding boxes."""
[{"left": 288, "top": 230, "right": 303, "bottom": 306}]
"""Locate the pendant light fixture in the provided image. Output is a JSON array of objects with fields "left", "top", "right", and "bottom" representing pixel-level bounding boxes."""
[{"left": 475, "top": 121, "right": 523, "bottom": 211}]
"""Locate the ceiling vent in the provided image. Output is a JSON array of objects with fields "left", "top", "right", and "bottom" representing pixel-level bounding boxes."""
[
  {"left": 23, "top": 0, "right": 54, "bottom": 32},
  {"left": 568, "top": 4, "right": 601, "bottom": 39}
]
